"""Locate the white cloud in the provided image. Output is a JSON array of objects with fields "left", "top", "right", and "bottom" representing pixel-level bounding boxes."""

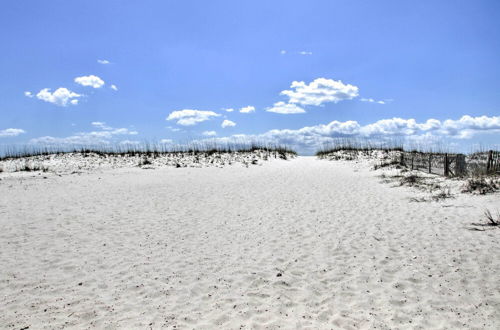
[
  {"left": 202, "top": 131, "right": 217, "bottom": 136},
  {"left": 266, "top": 101, "right": 306, "bottom": 114},
  {"left": 160, "top": 139, "right": 174, "bottom": 144},
  {"left": 110, "top": 84, "right": 118, "bottom": 91},
  {"left": 221, "top": 119, "right": 236, "bottom": 128},
  {"left": 119, "top": 140, "right": 140, "bottom": 145},
  {"left": 97, "top": 59, "right": 110, "bottom": 64},
  {"left": 36, "top": 88, "right": 81, "bottom": 107},
  {"left": 442, "top": 115, "right": 500, "bottom": 139},
  {"left": 281, "top": 78, "right": 359, "bottom": 106},
  {"left": 0, "top": 128, "right": 26, "bottom": 137},
  {"left": 285, "top": 116, "right": 498, "bottom": 140},
  {"left": 91, "top": 121, "right": 112, "bottom": 130},
  {"left": 354, "top": 116, "right": 499, "bottom": 139},
  {"left": 166, "top": 126, "right": 181, "bottom": 132},
  {"left": 109, "top": 128, "right": 138, "bottom": 136},
  {"left": 223, "top": 108, "right": 234, "bottom": 112},
  {"left": 361, "top": 98, "right": 386, "bottom": 105},
  {"left": 239, "top": 105, "right": 255, "bottom": 113},
  {"left": 24, "top": 91, "right": 33, "bottom": 98},
  {"left": 202, "top": 115, "right": 500, "bottom": 153},
  {"left": 166, "top": 109, "right": 221, "bottom": 126},
  {"left": 30, "top": 123, "right": 138, "bottom": 145},
  {"left": 74, "top": 75, "right": 105, "bottom": 88},
  {"left": 360, "top": 118, "right": 435, "bottom": 137},
  {"left": 279, "top": 50, "right": 312, "bottom": 55}
]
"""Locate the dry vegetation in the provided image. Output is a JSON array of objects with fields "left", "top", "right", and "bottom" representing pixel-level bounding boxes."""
[
  {"left": 461, "top": 177, "right": 499, "bottom": 195},
  {"left": 0, "top": 142, "right": 296, "bottom": 162},
  {"left": 378, "top": 171, "right": 453, "bottom": 202},
  {"left": 470, "top": 209, "right": 500, "bottom": 231},
  {"left": 317, "top": 139, "right": 499, "bottom": 202},
  {"left": 16, "top": 162, "right": 49, "bottom": 173},
  {"left": 0, "top": 142, "right": 297, "bottom": 175},
  {"left": 484, "top": 209, "right": 500, "bottom": 226}
]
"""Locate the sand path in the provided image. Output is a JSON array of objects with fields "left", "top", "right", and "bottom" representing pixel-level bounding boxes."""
[{"left": 1, "top": 157, "right": 499, "bottom": 329}]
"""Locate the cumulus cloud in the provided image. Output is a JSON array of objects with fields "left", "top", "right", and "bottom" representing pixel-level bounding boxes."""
[
  {"left": 239, "top": 105, "right": 255, "bottom": 113},
  {"left": 91, "top": 121, "right": 112, "bottom": 130},
  {"left": 280, "top": 50, "right": 287, "bottom": 55},
  {"left": 202, "top": 115, "right": 500, "bottom": 153},
  {"left": 110, "top": 84, "right": 118, "bottom": 91},
  {"left": 36, "top": 88, "right": 81, "bottom": 106},
  {"left": 353, "top": 116, "right": 499, "bottom": 139},
  {"left": 160, "top": 139, "right": 174, "bottom": 144},
  {"left": 266, "top": 101, "right": 306, "bottom": 114},
  {"left": 281, "top": 78, "right": 359, "bottom": 106},
  {"left": 74, "top": 75, "right": 105, "bottom": 88},
  {"left": 202, "top": 131, "right": 217, "bottom": 136},
  {"left": 223, "top": 108, "right": 234, "bottom": 112},
  {"left": 24, "top": 91, "right": 33, "bottom": 98},
  {"left": 0, "top": 128, "right": 26, "bottom": 137},
  {"left": 97, "top": 59, "right": 110, "bottom": 64},
  {"left": 221, "top": 119, "right": 236, "bottom": 128},
  {"left": 30, "top": 123, "right": 138, "bottom": 145},
  {"left": 298, "top": 51, "right": 312, "bottom": 55},
  {"left": 359, "top": 118, "right": 439, "bottom": 137},
  {"left": 442, "top": 115, "right": 500, "bottom": 139},
  {"left": 166, "top": 109, "right": 221, "bottom": 126}
]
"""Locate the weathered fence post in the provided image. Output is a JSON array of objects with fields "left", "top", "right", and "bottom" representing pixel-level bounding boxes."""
[
  {"left": 400, "top": 152, "right": 405, "bottom": 166},
  {"left": 428, "top": 154, "right": 432, "bottom": 174},
  {"left": 487, "top": 150, "right": 493, "bottom": 173},
  {"left": 456, "top": 154, "right": 466, "bottom": 177},
  {"left": 444, "top": 153, "right": 449, "bottom": 177},
  {"left": 411, "top": 154, "right": 414, "bottom": 170},
  {"left": 494, "top": 151, "right": 499, "bottom": 173}
]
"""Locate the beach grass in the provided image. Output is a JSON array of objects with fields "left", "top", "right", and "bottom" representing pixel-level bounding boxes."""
[
  {"left": 0, "top": 141, "right": 297, "bottom": 174},
  {"left": 0, "top": 141, "right": 297, "bottom": 162},
  {"left": 316, "top": 138, "right": 499, "bottom": 178}
]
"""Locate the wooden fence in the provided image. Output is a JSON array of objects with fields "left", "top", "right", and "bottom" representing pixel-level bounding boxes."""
[
  {"left": 399, "top": 150, "right": 499, "bottom": 177},
  {"left": 467, "top": 150, "right": 500, "bottom": 176}
]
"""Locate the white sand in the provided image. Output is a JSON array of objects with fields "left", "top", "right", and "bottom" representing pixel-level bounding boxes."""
[
  {"left": 0, "top": 150, "right": 283, "bottom": 174},
  {"left": 1, "top": 156, "right": 499, "bottom": 329}
]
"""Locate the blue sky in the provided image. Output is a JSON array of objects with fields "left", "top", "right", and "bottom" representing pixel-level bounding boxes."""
[{"left": 1, "top": 0, "right": 499, "bottom": 154}]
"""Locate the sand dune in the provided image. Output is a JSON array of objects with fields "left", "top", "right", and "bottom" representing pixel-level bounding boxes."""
[{"left": 1, "top": 157, "right": 499, "bottom": 329}]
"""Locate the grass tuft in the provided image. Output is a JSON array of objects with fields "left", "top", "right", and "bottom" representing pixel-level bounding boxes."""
[
  {"left": 399, "top": 174, "right": 423, "bottom": 186},
  {"left": 484, "top": 209, "right": 500, "bottom": 226},
  {"left": 431, "top": 188, "right": 452, "bottom": 201},
  {"left": 373, "top": 160, "right": 401, "bottom": 170},
  {"left": 461, "top": 177, "right": 499, "bottom": 195},
  {"left": 138, "top": 158, "right": 153, "bottom": 166},
  {"left": 15, "top": 162, "right": 49, "bottom": 172}
]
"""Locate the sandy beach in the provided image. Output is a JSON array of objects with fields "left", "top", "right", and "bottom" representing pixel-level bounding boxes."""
[{"left": 1, "top": 156, "right": 499, "bottom": 329}]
